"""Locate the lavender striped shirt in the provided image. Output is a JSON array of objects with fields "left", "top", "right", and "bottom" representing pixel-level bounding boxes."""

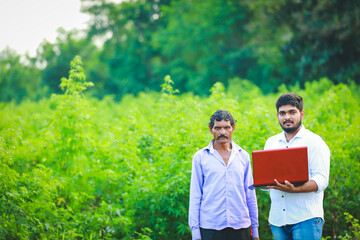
[{"left": 188, "top": 140, "right": 259, "bottom": 239}]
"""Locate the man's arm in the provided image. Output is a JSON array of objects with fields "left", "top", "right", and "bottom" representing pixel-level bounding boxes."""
[
  {"left": 243, "top": 153, "right": 259, "bottom": 239},
  {"left": 189, "top": 153, "right": 203, "bottom": 240},
  {"left": 308, "top": 138, "right": 330, "bottom": 193},
  {"left": 266, "top": 136, "right": 330, "bottom": 194}
]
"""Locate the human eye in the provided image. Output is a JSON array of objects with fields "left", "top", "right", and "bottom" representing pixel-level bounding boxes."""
[{"left": 278, "top": 111, "right": 285, "bottom": 116}]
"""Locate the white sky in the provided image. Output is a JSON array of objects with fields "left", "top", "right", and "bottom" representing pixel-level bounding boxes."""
[{"left": 0, "top": 0, "right": 90, "bottom": 57}]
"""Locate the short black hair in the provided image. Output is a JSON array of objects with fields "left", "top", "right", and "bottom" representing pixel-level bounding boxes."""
[
  {"left": 209, "top": 110, "right": 237, "bottom": 128},
  {"left": 276, "top": 92, "right": 304, "bottom": 112}
]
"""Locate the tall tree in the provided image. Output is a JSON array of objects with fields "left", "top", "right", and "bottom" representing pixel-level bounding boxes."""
[
  {"left": 80, "top": 0, "right": 360, "bottom": 96},
  {"left": 247, "top": 0, "right": 360, "bottom": 87},
  {"left": 153, "top": 0, "right": 255, "bottom": 94},
  {"left": 0, "top": 48, "right": 44, "bottom": 102},
  {"left": 82, "top": 0, "right": 171, "bottom": 98}
]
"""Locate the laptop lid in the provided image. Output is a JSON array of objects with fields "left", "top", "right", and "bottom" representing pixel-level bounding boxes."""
[{"left": 251, "top": 146, "right": 308, "bottom": 188}]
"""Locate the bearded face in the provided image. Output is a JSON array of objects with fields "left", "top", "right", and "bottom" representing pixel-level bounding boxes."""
[{"left": 277, "top": 105, "right": 304, "bottom": 133}]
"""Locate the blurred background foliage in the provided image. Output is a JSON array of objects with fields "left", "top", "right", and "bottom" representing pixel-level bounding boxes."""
[
  {"left": 1, "top": 0, "right": 359, "bottom": 102},
  {"left": 0, "top": 56, "right": 359, "bottom": 239},
  {"left": 1, "top": 0, "right": 360, "bottom": 239}
]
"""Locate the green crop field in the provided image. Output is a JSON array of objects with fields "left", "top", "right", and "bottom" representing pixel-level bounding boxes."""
[{"left": 1, "top": 57, "right": 359, "bottom": 239}]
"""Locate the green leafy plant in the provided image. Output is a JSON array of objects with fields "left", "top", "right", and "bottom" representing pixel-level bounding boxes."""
[
  {"left": 59, "top": 55, "right": 94, "bottom": 96},
  {"left": 161, "top": 75, "right": 179, "bottom": 96},
  {"left": 1, "top": 57, "right": 359, "bottom": 239},
  {"left": 338, "top": 213, "right": 360, "bottom": 240}
]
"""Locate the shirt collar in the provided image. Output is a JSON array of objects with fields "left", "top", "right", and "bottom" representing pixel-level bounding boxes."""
[{"left": 206, "top": 139, "right": 242, "bottom": 154}]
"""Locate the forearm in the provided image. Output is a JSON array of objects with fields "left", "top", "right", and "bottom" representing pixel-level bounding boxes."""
[
  {"left": 244, "top": 159, "right": 259, "bottom": 238},
  {"left": 293, "top": 179, "right": 318, "bottom": 193},
  {"left": 189, "top": 197, "right": 201, "bottom": 239},
  {"left": 189, "top": 156, "right": 203, "bottom": 240}
]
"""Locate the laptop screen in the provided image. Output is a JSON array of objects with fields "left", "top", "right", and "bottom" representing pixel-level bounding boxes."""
[{"left": 251, "top": 146, "right": 308, "bottom": 187}]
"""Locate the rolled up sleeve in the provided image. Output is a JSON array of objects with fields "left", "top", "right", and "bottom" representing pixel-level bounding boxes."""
[{"left": 309, "top": 139, "right": 330, "bottom": 194}]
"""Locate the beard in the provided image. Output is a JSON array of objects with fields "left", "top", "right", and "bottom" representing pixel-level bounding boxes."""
[{"left": 280, "top": 119, "right": 302, "bottom": 133}]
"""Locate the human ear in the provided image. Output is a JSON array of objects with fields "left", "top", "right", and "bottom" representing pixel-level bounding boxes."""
[{"left": 301, "top": 110, "right": 305, "bottom": 120}]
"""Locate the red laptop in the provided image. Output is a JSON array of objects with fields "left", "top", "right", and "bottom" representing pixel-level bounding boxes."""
[{"left": 250, "top": 146, "right": 308, "bottom": 189}]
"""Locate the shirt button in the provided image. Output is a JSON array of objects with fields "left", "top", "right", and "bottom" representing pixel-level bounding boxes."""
[
  {"left": 282, "top": 195, "right": 284, "bottom": 198},
  {"left": 283, "top": 209, "right": 285, "bottom": 211}
]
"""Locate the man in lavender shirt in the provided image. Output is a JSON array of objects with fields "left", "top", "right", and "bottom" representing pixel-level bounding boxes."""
[{"left": 188, "top": 110, "right": 259, "bottom": 240}]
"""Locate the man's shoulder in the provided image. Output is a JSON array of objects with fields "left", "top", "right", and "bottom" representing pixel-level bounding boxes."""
[
  {"left": 302, "top": 128, "right": 327, "bottom": 143},
  {"left": 193, "top": 145, "right": 210, "bottom": 158},
  {"left": 268, "top": 132, "right": 283, "bottom": 139},
  {"left": 302, "top": 128, "right": 330, "bottom": 152},
  {"left": 195, "top": 146, "right": 209, "bottom": 154},
  {"left": 264, "top": 132, "right": 283, "bottom": 149},
  {"left": 231, "top": 140, "right": 245, "bottom": 152},
  {"left": 265, "top": 132, "right": 283, "bottom": 142}
]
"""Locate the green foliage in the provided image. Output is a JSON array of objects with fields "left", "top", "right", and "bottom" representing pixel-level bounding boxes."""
[
  {"left": 339, "top": 213, "right": 360, "bottom": 240},
  {"left": 0, "top": 57, "right": 359, "bottom": 239},
  {"left": 59, "top": 55, "right": 94, "bottom": 95},
  {"left": 0, "top": 127, "right": 69, "bottom": 239},
  {"left": 161, "top": 75, "right": 179, "bottom": 96},
  {"left": 48, "top": 55, "right": 93, "bottom": 173},
  {"left": 37, "top": 28, "right": 100, "bottom": 96},
  {"left": 245, "top": 0, "right": 360, "bottom": 90},
  {"left": 2, "top": 0, "right": 360, "bottom": 101},
  {"left": 79, "top": 0, "right": 360, "bottom": 97},
  {"left": 0, "top": 48, "right": 45, "bottom": 102},
  {"left": 151, "top": 0, "right": 255, "bottom": 94},
  {"left": 80, "top": 0, "right": 172, "bottom": 98}
]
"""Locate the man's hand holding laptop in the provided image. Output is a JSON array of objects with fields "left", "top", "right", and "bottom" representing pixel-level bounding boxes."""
[{"left": 267, "top": 179, "right": 318, "bottom": 193}]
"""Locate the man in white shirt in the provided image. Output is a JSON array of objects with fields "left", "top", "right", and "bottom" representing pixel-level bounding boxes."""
[{"left": 264, "top": 93, "right": 330, "bottom": 240}]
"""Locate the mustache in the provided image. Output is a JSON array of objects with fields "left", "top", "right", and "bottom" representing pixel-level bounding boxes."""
[
  {"left": 217, "top": 135, "right": 228, "bottom": 139},
  {"left": 283, "top": 120, "right": 294, "bottom": 124}
]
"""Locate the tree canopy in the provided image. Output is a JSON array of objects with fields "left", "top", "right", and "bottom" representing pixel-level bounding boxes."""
[{"left": 1, "top": 0, "right": 359, "bottom": 101}]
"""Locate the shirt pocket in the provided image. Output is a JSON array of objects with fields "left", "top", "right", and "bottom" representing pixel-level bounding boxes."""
[{"left": 227, "top": 161, "right": 245, "bottom": 187}]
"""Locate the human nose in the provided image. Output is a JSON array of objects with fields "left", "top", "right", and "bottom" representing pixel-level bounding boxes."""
[
  {"left": 219, "top": 128, "right": 226, "bottom": 134},
  {"left": 284, "top": 112, "right": 291, "bottom": 119}
]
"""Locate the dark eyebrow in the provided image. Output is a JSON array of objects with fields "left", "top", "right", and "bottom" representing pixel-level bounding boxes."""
[{"left": 279, "top": 109, "right": 297, "bottom": 113}]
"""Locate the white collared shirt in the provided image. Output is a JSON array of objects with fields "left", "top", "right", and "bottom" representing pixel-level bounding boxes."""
[{"left": 264, "top": 125, "right": 330, "bottom": 226}]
